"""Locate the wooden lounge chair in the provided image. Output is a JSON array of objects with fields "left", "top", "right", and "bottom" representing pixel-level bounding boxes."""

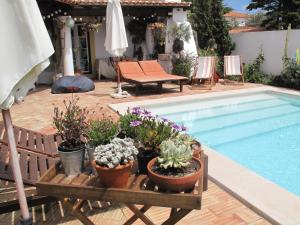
[
  {"left": 118, "top": 61, "right": 187, "bottom": 95},
  {"left": 224, "top": 55, "right": 245, "bottom": 85},
  {"left": 0, "top": 123, "right": 59, "bottom": 214},
  {"left": 192, "top": 56, "right": 216, "bottom": 90},
  {"left": 138, "top": 60, "right": 188, "bottom": 91}
]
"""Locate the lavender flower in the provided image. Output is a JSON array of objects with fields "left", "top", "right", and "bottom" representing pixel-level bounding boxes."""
[
  {"left": 142, "top": 109, "right": 151, "bottom": 116},
  {"left": 130, "top": 120, "right": 142, "bottom": 127},
  {"left": 180, "top": 125, "right": 187, "bottom": 131},
  {"left": 132, "top": 107, "right": 142, "bottom": 115},
  {"left": 171, "top": 124, "right": 181, "bottom": 131},
  {"left": 161, "top": 117, "right": 170, "bottom": 123}
]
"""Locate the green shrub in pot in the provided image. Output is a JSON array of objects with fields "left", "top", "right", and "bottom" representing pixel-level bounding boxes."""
[
  {"left": 53, "top": 96, "right": 88, "bottom": 175},
  {"left": 85, "top": 119, "right": 119, "bottom": 162}
]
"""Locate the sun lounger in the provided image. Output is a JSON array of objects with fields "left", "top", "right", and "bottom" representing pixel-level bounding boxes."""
[
  {"left": 224, "top": 55, "right": 244, "bottom": 84},
  {"left": 118, "top": 61, "right": 187, "bottom": 94},
  {"left": 192, "top": 56, "right": 216, "bottom": 90},
  {"left": 0, "top": 123, "right": 59, "bottom": 213}
]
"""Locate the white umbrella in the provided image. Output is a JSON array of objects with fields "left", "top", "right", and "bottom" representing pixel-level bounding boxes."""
[
  {"left": 0, "top": 0, "right": 54, "bottom": 223},
  {"left": 104, "top": 0, "right": 129, "bottom": 97}
]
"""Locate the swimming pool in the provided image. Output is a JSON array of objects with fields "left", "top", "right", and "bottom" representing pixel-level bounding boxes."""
[{"left": 147, "top": 91, "right": 300, "bottom": 196}]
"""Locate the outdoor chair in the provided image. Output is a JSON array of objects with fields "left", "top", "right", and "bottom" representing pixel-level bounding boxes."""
[
  {"left": 0, "top": 123, "right": 59, "bottom": 214},
  {"left": 192, "top": 56, "right": 216, "bottom": 90},
  {"left": 224, "top": 55, "right": 245, "bottom": 84},
  {"left": 118, "top": 61, "right": 187, "bottom": 95}
]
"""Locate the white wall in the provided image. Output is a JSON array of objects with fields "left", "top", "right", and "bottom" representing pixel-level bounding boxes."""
[{"left": 231, "top": 29, "right": 300, "bottom": 75}]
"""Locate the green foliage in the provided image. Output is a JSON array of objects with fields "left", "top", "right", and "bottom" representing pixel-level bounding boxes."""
[
  {"left": 272, "top": 58, "right": 300, "bottom": 89},
  {"left": 247, "top": 0, "right": 300, "bottom": 30},
  {"left": 168, "top": 23, "right": 191, "bottom": 42},
  {"left": 246, "top": 12, "right": 266, "bottom": 27},
  {"left": 86, "top": 119, "right": 119, "bottom": 147},
  {"left": 157, "top": 137, "right": 192, "bottom": 169},
  {"left": 172, "top": 53, "right": 195, "bottom": 78},
  {"left": 119, "top": 110, "right": 140, "bottom": 138},
  {"left": 244, "top": 49, "right": 267, "bottom": 83},
  {"left": 198, "top": 48, "right": 217, "bottom": 57},
  {"left": 53, "top": 96, "right": 88, "bottom": 148}
]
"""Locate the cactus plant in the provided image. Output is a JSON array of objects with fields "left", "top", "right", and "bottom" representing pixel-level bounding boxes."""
[{"left": 94, "top": 138, "right": 138, "bottom": 169}]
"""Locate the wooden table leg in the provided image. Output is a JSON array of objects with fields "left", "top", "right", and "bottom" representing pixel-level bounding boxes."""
[
  {"left": 123, "top": 205, "right": 151, "bottom": 225},
  {"left": 125, "top": 204, "right": 155, "bottom": 225},
  {"left": 61, "top": 198, "right": 95, "bottom": 225},
  {"left": 162, "top": 209, "right": 192, "bottom": 225}
]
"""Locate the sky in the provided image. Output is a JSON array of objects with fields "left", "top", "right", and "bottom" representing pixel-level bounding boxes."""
[{"left": 223, "top": 0, "right": 251, "bottom": 12}]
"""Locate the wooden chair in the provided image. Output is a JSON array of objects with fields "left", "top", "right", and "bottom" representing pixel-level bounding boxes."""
[
  {"left": 0, "top": 123, "right": 59, "bottom": 214},
  {"left": 192, "top": 56, "right": 216, "bottom": 90},
  {"left": 224, "top": 55, "right": 245, "bottom": 85}
]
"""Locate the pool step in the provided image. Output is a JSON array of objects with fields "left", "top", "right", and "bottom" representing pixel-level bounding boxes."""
[
  {"left": 151, "top": 93, "right": 277, "bottom": 116},
  {"left": 186, "top": 104, "right": 300, "bottom": 133},
  {"left": 191, "top": 111, "right": 300, "bottom": 146},
  {"left": 163, "top": 98, "right": 288, "bottom": 123}
]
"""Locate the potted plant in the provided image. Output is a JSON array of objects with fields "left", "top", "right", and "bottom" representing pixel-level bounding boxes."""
[
  {"left": 168, "top": 23, "right": 191, "bottom": 54},
  {"left": 120, "top": 107, "right": 185, "bottom": 174},
  {"left": 147, "top": 135, "right": 203, "bottom": 192},
  {"left": 53, "top": 97, "right": 88, "bottom": 175},
  {"left": 92, "top": 138, "right": 138, "bottom": 188},
  {"left": 85, "top": 118, "right": 119, "bottom": 163}
]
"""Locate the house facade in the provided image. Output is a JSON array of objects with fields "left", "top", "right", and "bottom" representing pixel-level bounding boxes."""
[
  {"left": 37, "top": 0, "right": 196, "bottom": 84},
  {"left": 224, "top": 11, "right": 251, "bottom": 27}
]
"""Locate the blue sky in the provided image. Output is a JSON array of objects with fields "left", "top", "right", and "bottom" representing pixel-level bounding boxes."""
[{"left": 224, "top": 0, "right": 251, "bottom": 12}]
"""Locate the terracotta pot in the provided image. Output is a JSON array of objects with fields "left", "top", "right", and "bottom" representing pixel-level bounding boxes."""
[
  {"left": 147, "top": 157, "right": 203, "bottom": 192},
  {"left": 92, "top": 161, "right": 132, "bottom": 188}
]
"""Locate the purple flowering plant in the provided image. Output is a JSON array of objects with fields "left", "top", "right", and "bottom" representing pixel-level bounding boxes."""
[{"left": 119, "top": 107, "right": 188, "bottom": 152}]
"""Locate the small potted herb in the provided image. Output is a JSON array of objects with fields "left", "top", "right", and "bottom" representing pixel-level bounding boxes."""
[
  {"left": 92, "top": 138, "right": 138, "bottom": 188},
  {"left": 85, "top": 118, "right": 119, "bottom": 163},
  {"left": 147, "top": 135, "right": 203, "bottom": 192},
  {"left": 53, "top": 97, "right": 88, "bottom": 175}
]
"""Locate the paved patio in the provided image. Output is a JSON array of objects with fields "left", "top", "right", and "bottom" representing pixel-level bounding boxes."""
[{"left": 0, "top": 80, "right": 271, "bottom": 225}]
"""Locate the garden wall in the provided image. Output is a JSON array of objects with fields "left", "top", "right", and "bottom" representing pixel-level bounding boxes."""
[{"left": 231, "top": 29, "right": 300, "bottom": 75}]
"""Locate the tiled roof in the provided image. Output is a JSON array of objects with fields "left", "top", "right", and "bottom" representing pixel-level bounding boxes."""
[
  {"left": 224, "top": 11, "right": 251, "bottom": 19},
  {"left": 229, "top": 26, "right": 265, "bottom": 34},
  {"left": 56, "top": 0, "right": 191, "bottom": 7}
]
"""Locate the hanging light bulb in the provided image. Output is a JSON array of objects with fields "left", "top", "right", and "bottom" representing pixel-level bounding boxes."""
[
  {"left": 43, "top": 16, "right": 46, "bottom": 20},
  {"left": 58, "top": 9, "right": 62, "bottom": 13},
  {"left": 55, "top": 11, "right": 58, "bottom": 14},
  {"left": 47, "top": 15, "right": 50, "bottom": 18},
  {"left": 63, "top": 12, "right": 67, "bottom": 15},
  {"left": 51, "top": 13, "right": 54, "bottom": 17}
]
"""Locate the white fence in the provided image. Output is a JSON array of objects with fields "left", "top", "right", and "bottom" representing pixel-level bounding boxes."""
[{"left": 231, "top": 29, "right": 300, "bottom": 75}]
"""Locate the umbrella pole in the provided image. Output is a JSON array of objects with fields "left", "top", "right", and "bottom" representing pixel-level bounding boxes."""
[
  {"left": 2, "top": 109, "right": 32, "bottom": 225},
  {"left": 117, "top": 64, "right": 122, "bottom": 94}
]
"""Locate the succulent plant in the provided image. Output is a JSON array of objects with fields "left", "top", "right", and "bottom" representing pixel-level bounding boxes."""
[
  {"left": 157, "top": 138, "right": 192, "bottom": 169},
  {"left": 94, "top": 138, "right": 138, "bottom": 169}
]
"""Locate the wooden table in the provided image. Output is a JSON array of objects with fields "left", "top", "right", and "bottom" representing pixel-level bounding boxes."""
[{"left": 36, "top": 156, "right": 207, "bottom": 225}]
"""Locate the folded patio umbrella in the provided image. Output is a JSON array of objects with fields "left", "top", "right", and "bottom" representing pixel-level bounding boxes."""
[
  {"left": 104, "top": 0, "right": 129, "bottom": 96},
  {"left": 0, "top": 0, "right": 54, "bottom": 223}
]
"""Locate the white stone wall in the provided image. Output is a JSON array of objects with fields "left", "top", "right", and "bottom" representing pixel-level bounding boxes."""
[{"left": 231, "top": 29, "right": 300, "bottom": 75}]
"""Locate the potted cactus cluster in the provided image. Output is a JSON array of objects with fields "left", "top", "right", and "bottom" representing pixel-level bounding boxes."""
[{"left": 53, "top": 100, "right": 202, "bottom": 191}]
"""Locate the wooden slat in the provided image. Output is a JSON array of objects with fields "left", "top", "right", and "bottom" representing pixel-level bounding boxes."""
[
  {"left": 35, "top": 134, "right": 44, "bottom": 154},
  {"left": 29, "top": 154, "right": 38, "bottom": 182},
  {"left": 38, "top": 155, "right": 48, "bottom": 176},
  {"left": 13, "top": 126, "right": 20, "bottom": 145},
  {"left": 0, "top": 146, "right": 9, "bottom": 174},
  {"left": 27, "top": 131, "right": 35, "bottom": 150},
  {"left": 71, "top": 173, "right": 90, "bottom": 186},
  {"left": 19, "top": 128, "right": 28, "bottom": 147},
  {"left": 19, "top": 151, "right": 29, "bottom": 180}
]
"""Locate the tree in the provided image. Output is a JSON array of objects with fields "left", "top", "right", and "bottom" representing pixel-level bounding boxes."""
[
  {"left": 246, "top": 11, "right": 266, "bottom": 27},
  {"left": 247, "top": 0, "right": 300, "bottom": 30},
  {"left": 210, "top": 0, "right": 235, "bottom": 57},
  {"left": 188, "top": 0, "right": 213, "bottom": 49}
]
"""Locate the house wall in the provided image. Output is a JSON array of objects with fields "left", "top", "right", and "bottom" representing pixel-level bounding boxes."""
[{"left": 231, "top": 29, "right": 300, "bottom": 75}]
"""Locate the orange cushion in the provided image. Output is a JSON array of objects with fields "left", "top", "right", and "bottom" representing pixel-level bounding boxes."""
[
  {"left": 118, "top": 61, "right": 144, "bottom": 75},
  {"left": 139, "top": 60, "right": 167, "bottom": 75}
]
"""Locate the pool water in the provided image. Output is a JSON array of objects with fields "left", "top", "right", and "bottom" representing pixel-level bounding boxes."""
[{"left": 148, "top": 91, "right": 300, "bottom": 196}]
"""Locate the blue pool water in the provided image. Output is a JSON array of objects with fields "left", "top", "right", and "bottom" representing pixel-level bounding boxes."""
[{"left": 148, "top": 91, "right": 300, "bottom": 196}]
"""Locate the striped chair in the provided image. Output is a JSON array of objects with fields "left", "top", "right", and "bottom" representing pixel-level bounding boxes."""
[
  {"left": 192, "top": 56, "right": 216, "bottom": 90},
  {"left": 224, "top": 55, "right": 244, "bottom": 84}
]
